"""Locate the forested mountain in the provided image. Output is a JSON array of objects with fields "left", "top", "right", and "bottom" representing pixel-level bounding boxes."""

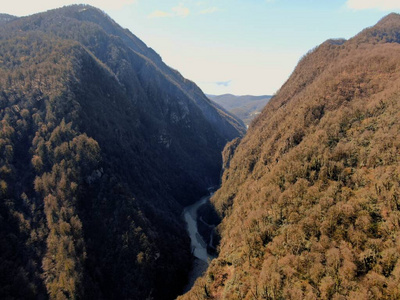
[
  {"left": 0, "top": 14, "right": 17, "bottom": 25},
  {"left": 0, "top": 5, "right": 244, "bottom": 299},
  {"left": 208, "top": 94, "right": 271, "bottom": 126},
  {"left": 181, "top": 13, "right": 400, "bottom": 299}
]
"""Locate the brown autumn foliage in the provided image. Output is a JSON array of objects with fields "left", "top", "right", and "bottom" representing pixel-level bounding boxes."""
[{"left": 181, "top": 13, "right": 400, "bottom": 300}]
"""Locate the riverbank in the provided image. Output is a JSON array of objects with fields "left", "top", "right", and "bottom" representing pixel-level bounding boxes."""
[{"left": 182, "top": 191, "right": 219, "bottom": 292}]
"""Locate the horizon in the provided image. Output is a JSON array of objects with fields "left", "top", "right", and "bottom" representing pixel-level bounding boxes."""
[{"left": 3, "top": 0, "right": 400, "bottom": 95}]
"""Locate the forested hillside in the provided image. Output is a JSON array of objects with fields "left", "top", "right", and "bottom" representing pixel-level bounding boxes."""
[
  {"left": 0, "top": 5, "right": 244, "bottom": 299},
  {"left": 182, "top": 13, "right": 400, "bottom": 299}
]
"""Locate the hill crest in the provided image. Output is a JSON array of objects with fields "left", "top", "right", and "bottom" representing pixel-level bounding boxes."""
[
  {"left": 181, "top": 12, "right": 400, "bottom": 299},
  {"left": 0, "top": 5, "right": 244, "bottom": 299}
]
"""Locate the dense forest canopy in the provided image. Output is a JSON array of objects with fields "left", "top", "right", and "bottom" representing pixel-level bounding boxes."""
[
  {"left": 0, "top": 5, "right": 244, "bottom": 299},
  {"left": 181, "top": 13, "right": 400, "bottom": 300}
]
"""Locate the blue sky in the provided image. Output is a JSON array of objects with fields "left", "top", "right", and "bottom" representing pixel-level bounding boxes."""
[{"left": 4, "top": 0, "right": 400, "bottom": 95}]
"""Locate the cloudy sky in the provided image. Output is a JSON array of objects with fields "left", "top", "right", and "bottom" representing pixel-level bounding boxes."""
[{"left": 3, "top": 0, "right": 400, "bottom": 95}]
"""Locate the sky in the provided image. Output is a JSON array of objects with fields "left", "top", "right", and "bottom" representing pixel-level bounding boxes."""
[{"left": 3, "top": 0, "right": 400, "bottom": 95}]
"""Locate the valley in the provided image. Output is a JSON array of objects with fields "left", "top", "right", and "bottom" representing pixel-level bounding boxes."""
[
  {"left": 208, "top": 94, "right": 272, "bottom": 126},
  {"left": 2, "top": 3, "right": 400, "bottom": 300},
  {"left": 182, "top": 191, "right": 217, "bottom": 293}
]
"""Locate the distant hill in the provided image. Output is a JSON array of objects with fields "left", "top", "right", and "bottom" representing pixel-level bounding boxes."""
[
  {"left": 182, "top": 13, "right": 400, "bottom": 300},
  {"left": 208, "top": 94, "right": 271, "bottom": 126},
  {"left": 0, "top": 5, "right": 244, "bottom": 300},
  {"left": 0, "top": 13, "right": 17, "bottom": 25}
]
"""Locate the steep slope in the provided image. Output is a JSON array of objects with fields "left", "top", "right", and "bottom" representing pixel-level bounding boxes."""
[
  {"left": 182, "top": 13, "right": 400, "bottom": 299},
  {"left": 0, "top": 5, "right": 244, "bottom": 300},
  {"left": 6, "top": 6, "right": 245, "bottom": 142},
  {"left": 208, "top": 94, "right": 271, "bottom": 126}
]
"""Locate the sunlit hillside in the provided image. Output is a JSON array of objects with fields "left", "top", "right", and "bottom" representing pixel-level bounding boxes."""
[{"left": 182, "top": 13, "right": 400, "bottom": 300}]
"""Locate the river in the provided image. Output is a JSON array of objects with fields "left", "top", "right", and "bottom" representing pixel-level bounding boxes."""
[{"left": 182, "top": 191, "right": 216, "bottom": 292}]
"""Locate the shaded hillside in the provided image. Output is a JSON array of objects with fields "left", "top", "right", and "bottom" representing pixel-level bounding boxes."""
[
  {"left": 208, "top": 94, "right": 271, "bottom": 126},
  {"left": 0, "top": 5, "right": 244, "bottom": 300},
  {"left": 181, "top": 13, "right": 400, "bottom": 299},
  {"left": 0, "top": 14, "right": 17, "bottom": 25}
]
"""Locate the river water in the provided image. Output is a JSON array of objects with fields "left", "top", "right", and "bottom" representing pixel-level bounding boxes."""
[{"left": 182, "top": 192, "right": 215, "bottom": 292}]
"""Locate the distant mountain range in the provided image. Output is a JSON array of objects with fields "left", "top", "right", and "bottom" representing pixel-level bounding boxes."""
[{"left": 208, "top": 94, "right": 272, "bottom": 126}]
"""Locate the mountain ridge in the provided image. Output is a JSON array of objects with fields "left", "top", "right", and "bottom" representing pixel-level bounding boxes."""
[
  {"left": 181, "top": 12, "right": 400, "bottom": 299},
  {"left": 0, "top": 5, "right": 244, "bottom": 299},
  {"left": 208, "top": 94, "right": 271, "bottom": 126},
  {"left": 0, "top": 13, "right": 17, "bottom": 25}
]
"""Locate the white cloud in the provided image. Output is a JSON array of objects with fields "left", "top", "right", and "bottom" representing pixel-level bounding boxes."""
[
  {"left": 2, "top": 0, "right": 138, "bottom": 16},
  {"left": 172, "top": 4, "right": 190, "bottom": 17},
  {"left": 87, "top": 0, "right": 137, "bottom": 10},
  {"left": 346, "top": 0, "right": 400, "bottom": 10},
  {"left": 148, "top": 10, "right": 172, "bottom": 18},
  {"left": 149, "top": 3, "right": 190, "bottom": 18},
  {"left": 215, "top": 80, "right": 232, "bottom": 87},
  {"left": 200, "top": 7, "right": 219, "bottom": 14}
]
